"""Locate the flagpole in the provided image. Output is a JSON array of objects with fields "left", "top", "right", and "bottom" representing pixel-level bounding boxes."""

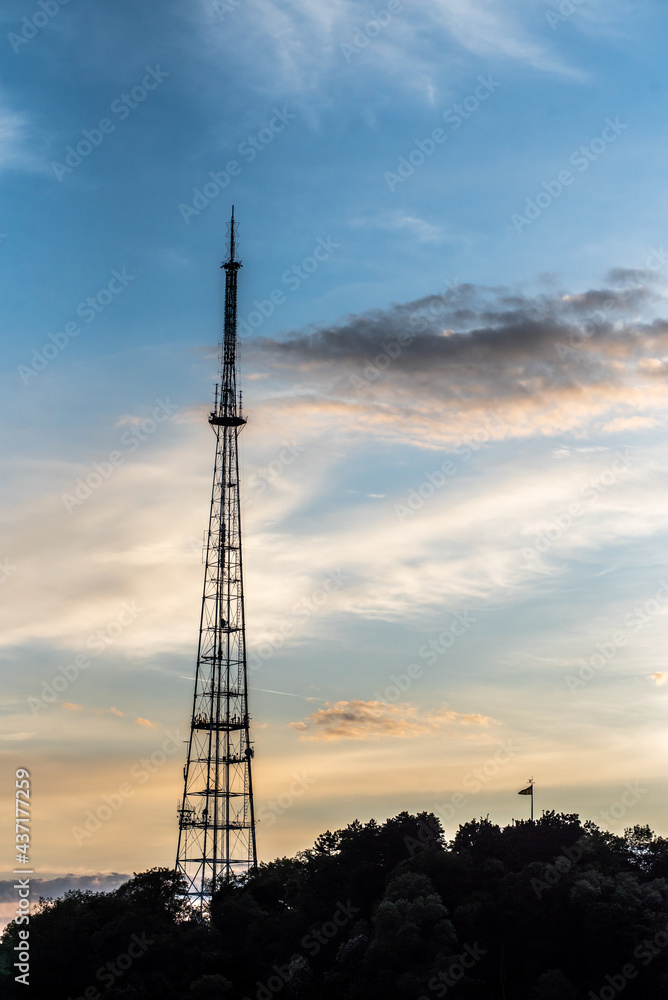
[{"left": 517, "top": 778, "right": 535, "bottom": 821}]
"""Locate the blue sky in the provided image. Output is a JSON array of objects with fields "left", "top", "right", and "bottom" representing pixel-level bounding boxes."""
[{"left": 1, "top": 0, "right": 668, "bottom": 915}]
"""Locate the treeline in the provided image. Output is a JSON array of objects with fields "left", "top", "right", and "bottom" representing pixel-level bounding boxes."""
[{"left": 2, "top": 811, "right": 668, "bottom": 999}]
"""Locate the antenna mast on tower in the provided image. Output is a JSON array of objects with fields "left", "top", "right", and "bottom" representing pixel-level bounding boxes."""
[{"left": 176, "top": 208, "right": 257, "bottom": 912}]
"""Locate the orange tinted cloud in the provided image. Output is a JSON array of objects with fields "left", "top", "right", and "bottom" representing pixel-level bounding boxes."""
[
  {"left": 601, "top": 416, "right": 661, "bottom": 434},
  {"left": 290, "top": 699, "right": 495, "bottom": 741}
]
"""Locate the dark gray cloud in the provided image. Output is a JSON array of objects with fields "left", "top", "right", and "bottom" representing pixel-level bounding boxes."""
[
  {"left": 247, "top": 280, "right": 668, "bottom": 411},
  {"left": 606, "top": 266, "right": 663, "bottom": 288}
]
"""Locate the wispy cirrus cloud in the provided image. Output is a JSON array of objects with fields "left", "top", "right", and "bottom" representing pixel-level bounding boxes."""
[
  {"left": 2, "top": 271, "right": 666, "bottom": 668},
  {"left": 428, "top": 0, "right": 584, "bottom": 78},
  {"left": 0, "top": 103, "right": 35, "bottom": 173},
  {"left": 192, "top": 0, "right": 582, "bottom": 109},
  {"left": 350, "top": 209, "right": 445, "bottom": 244}
]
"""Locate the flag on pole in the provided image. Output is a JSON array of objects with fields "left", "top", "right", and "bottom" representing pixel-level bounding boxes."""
[{"left": 518, "top": 779, "right": 534, "bottom": 821}]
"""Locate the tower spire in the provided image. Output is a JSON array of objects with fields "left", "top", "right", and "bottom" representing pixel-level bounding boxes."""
[
  {"left": 229, "top": 205, "right": 237, "bottom": 262},
  {"left": 176, "top": 210, "right": 256, "bottom": 913}
]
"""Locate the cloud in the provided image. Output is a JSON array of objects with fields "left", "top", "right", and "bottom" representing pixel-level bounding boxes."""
[
  {"left": 1, "top": 273, "right": 666, "bottom": 676},
  {"left": 601, "top": 416, "right": 661, "bottom": 434},
  {"left": 63, "top": 703, "right": 84, "bottom": 711},
  {"left": 248, "top": 277, "right": 668, "bottom": 449},
  {"left": 351, "top": 210, "right": 444, "bottom": 244},
  {"left": 649, "top": 673, "right": 667, "bottom": 686},
  {"left": 0, "top": 285, "right": 664, "bottom": 666},
  {"left": 134, "top": 717, "right": 155, "bottom": 728},
  {"left": 429, "top": 0, "right": 582, "bottom": 77},
  {"left": 0, "top": 428, "right": 209, "bottom": 655},
  {"left": 290, "top": 699, "right": 495, "bottom": 741},
  {"left": 0, "top": 874, "right": 129, "bottom": 934},
  {"left": 191, "top": 0, "right": 581, "bottom": 113},
  {"left": 0, "top": 103, "right": 35, "bottom": 173}
]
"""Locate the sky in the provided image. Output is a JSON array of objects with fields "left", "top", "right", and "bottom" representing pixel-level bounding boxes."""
[{"left": 1, "top": 0, "right": 668, "bottom": 923}]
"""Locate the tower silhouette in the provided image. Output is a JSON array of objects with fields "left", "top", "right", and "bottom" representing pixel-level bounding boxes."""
[{"left": 176, "top": 208, "right": 257, "bottom": 912}]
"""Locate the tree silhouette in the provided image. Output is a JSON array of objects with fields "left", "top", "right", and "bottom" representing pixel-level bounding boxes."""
[{"left": 2, "top": 812, "right": 667, "bottom": 999}]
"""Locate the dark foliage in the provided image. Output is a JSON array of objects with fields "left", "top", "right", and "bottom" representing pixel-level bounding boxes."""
[{"left": 2, "top": 812, "right": 668, "bottom": 999}]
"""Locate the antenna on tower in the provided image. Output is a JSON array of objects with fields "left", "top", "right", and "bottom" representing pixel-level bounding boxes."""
[
  {"left": 225, "top": 205, "right": 241, "bottom": 265},
  {"left": 176, "top": 209, "right": 256, "bottom": 914}
]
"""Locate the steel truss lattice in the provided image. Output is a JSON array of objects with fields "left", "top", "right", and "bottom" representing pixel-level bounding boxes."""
[{"left": 176, "top": 208, "right": 257, "bottom": 912}]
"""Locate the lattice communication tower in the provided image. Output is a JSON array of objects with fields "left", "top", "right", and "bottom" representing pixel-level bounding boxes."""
[{"left": 176, "top": 208, "right": 257, "bottom": 912}]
